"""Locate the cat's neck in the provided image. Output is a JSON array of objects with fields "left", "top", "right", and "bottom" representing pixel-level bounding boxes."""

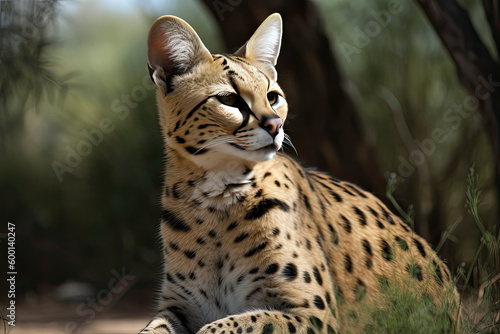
[{"left": 164, "top": 147, "right": 257, "bottom": 205}]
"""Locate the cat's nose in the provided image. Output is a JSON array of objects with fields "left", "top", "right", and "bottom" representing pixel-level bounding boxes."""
[{"left": 261, "top": 116, "right": 282, "bottom": 138}]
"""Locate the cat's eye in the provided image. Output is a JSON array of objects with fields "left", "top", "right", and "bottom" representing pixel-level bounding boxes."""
[
  {"left": 217, "top": 94, "right": 239, "bottom": 107},
  {"left": 267, "top": 92, "right": 280, "bottom": 106}
]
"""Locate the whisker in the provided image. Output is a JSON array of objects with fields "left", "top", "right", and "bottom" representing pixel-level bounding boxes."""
[
  {"left": 284, "top": 133, "right": 298, "bottom": 155},
  {"left": 194, "top": 137, "right": 234, "bottom": 155}
]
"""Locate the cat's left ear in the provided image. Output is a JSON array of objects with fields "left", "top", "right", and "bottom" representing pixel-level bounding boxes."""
[
  {"left": 147, "top": 15, "right": 213, "bottom": 94},
  {"left": 235, "top": 13, "right": 282, "bottom": 81}
]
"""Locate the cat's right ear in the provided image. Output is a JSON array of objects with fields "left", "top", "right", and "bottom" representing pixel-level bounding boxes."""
[{"left": 147, "top": 16, "right": 212, "bottom": 95}]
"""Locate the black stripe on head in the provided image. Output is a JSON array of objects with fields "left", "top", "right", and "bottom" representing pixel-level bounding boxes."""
[
  {"left": 226, "top": 54, "right": 251, "bottom": 66},
  {"left": 184, "top": 96, "right": 211, "bottom": 123},
  {"left": 229, "top": 76, "right": 240, "bottom": 96},
  {"left": 225, "top": 81, "right": 259, "bottom": 135}
]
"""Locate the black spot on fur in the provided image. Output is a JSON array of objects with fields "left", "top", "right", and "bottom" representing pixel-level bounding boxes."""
[
  {"left": 368, "top": 206, "right": 379, "bottom": 217},
  {"left": 413, "top": 238, "right": 427, "bottom": 258},
  {"left": 298, "top": 169, "right": 305, "bottom": 178},
  {"left": 244, "top": 241, "right": 268, "bottom": 257},
  {"left": 172, "top": 182, "right": 183, "bottom": 199},
  {"left": 381, "top": 240, "right": 393, "bottom": 261},
  {"left": 287, "top": 322, "right": 296, "bottom": 333},
  {"left": 303, "top": 271, "right": 311, "bottom": 283},
  {"left": 282, "top": 263, "right": 298, "bottom": 281},
  {"left": 313, "top": 295, "right": 325, "bottom": 309},
  {"left": 173, "top": 120, "right": 181, "bottom": 132},
  {"left": 400, "top": 222, "right": 410, "bottom": 232},
  {"left": 407, "top": 263, "right": 423, "bottom": 281},
  {"left": 328, "top": 224, "right": 339, "bottom": 245},
  {"left": 175, "top": 136, "right": 185, "bottom": 144},
  {"left": 227, "top": 221, "right": 238, "bottom": 231},
  {"left": 325, "top": 292, "right": 331, "bottom": 305},
  {"left": 197, "top": 123, "right": 217, "bottom": 129},
  {"left": 309, "top": 317, "right": 323, "bottom": 330},
  {"left": 353, "top": 206, "right": 367, "bottom": 225},
  {"left": 245, "top": 199, "right": 290, "bottom": 220},
  {"left": 378, "top": 204, "right": 396, "bottom": 225},
  {"left": 313, "top": 266, "right": 323, "bottom": 285},
  {"left": 162, "top": 210, "right": 191, "bottom": 232},
  {"left": 341, "top": 215, "right": 352, "bottom": 233},
  {"left": 234, "top": 232, "right": 249, "bottom": 243},
  {"left": 265, "top": 263, "right": 279, "bottom": 275},
  {"left": 262, "top": 323, "right": 274, "bottom": 334},
  {"left": 303, "top": 194, "right": 312, "bottom": 214},
  {"left": 344, "top": 254, "right": 353, "bottom": 273},
  {"left": 362, "top": 239, "right": 372, "bottom": 256},
  {"left": 184, "top": 250, "right": 196, "bottom": 259},
  {"left": 166, "top": 272, "right": 175, "bottom": 283}
]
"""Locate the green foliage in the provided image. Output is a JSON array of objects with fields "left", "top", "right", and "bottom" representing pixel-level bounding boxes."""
[
  {"left": 0, "top": 0, "right": 72, "bottom": 142},
  {"left": 458, "top": 166, "right": 500, "bottom": 333},
  {"left": 363, "top": 291, "right": 454, "bottom": 334},
  {"left": 338, "top": 276, "right": 457, "bottom": 334},
  {"left": 386, "top": 172, "right": 415, "bottom": 228}
]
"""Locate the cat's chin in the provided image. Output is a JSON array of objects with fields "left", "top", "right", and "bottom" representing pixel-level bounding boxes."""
[
  {"left": 248, "top": 145, "right": 279, "bottom": 162},
  {"left": 208, "top": 142, "right": 279, "bottom": 164}
]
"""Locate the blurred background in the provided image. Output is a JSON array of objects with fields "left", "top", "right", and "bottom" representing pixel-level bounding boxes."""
[{"left": 1, "top": 0, "right": 499, "bottom": 332}]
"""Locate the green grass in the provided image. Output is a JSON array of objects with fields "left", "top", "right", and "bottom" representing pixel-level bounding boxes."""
[
  {"left": 457, "top": 166, "right": 500, "bottom": 333},
  {"left": 377, "top": 167, "right": 500, "bottom": 334}
]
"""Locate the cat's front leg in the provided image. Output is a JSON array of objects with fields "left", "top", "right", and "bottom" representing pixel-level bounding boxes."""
[
  {"left": 139, "top": 308, "right": 192, "bottom": 334},
  {"left": 197, "top": 310, "right": 338, "bottom": 334}
]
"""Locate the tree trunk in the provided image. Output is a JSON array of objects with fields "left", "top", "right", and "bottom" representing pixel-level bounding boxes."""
[
  {"left": 200, "top": 0, "right": 387, "bottom": 196},
  {"left": 416, "top": 0, "right": 500, "bottom": 235}
]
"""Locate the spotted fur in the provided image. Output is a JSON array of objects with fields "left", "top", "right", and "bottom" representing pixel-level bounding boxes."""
[{"left": 140, "top": 13, "right": 458, "bottom": 334}]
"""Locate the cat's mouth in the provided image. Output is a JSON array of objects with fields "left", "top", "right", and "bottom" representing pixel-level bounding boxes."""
[
  {"left": 257, "top": 143, "right": 280, "bottom": 152},
  {"left": 230, "top": 143, "right": 279, "bottom": 152}
]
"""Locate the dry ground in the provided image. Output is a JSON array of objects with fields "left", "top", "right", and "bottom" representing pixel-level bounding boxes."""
[{"left": 2, "top": 288, "right": 155, "bottom": 334}]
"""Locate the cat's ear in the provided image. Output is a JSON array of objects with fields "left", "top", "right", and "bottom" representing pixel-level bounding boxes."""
[
  {"left": 147, "top": 15, "right": 213, "bottom": 94},
  {"left": 235, "top": 13, "right": 282, "bottom": 81}
]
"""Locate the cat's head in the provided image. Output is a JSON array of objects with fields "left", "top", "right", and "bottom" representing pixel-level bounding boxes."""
[{"left": 147, "top": 13, "right": 288, "bottom": 170}]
